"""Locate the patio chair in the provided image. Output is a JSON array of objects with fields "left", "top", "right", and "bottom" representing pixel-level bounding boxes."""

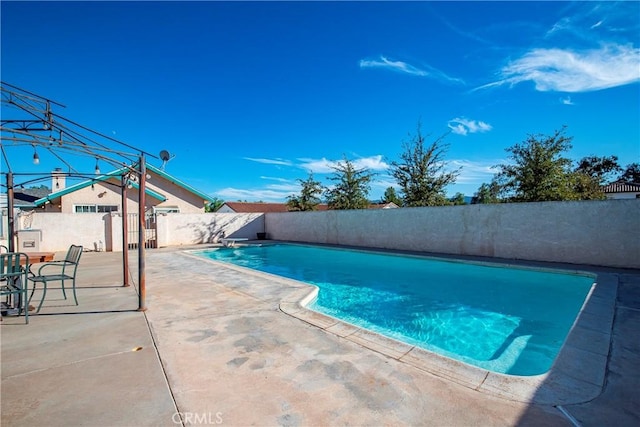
[
  {"left": 28, "top": 245, "right": 83, "bottom": 313},
  {"left": 0, "top": 252, "right": 30, "bottom": 324}
]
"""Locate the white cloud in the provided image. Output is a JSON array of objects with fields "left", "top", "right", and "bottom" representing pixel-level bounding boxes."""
[
  {"left": 447, "top": 118, "right": 492, "bottom": 136},
  {"left": 479, "top": 44, "right": 640, "bottom": 92},
  {"left": 359, "top": 56, "right": 428, "bottom": 77},
  {"left": 298, "top": 155, "right": 388, "bottom": 174},
  {"left": 260, "top": 176, "right": 292, "bottom": 183},
  {"left": 560, "top": 96, "right": 575, "bottom": 105},
  {"left": 353, "top": 155, "right": 389, "bottom": 171},
  {"left": 360, "top": 55, "right": 464, "bottom": 84},
  {"left": 297, "top": 157, "right": 336, "bottom": 174},
  {"left": 216, "top": 187, "right": 295, "bottom": 202},
  {"left": 447, "top": 159, "right": 498, "bottom": 184},
  {"left": 243, "top": 157, "right": 292, "bottom": 166}
]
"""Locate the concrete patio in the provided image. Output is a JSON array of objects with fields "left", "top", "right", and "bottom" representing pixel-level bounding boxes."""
[{"left": 1, "top": 245, "right": 639, "bottom": 426}]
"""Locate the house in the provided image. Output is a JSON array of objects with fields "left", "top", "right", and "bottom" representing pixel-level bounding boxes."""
[
  {"left": 368, "top": 202, "right": 399, "bottom": 209},
  {"left": 602, "top": 181, "right": 640, "bottom": 200},
  {"left": 217, "top": 201, "right": 399, "bottom": 213},
  {"left": 13, "top": 187, "right": 50, "bottom": 210},
  {"left": 32, "top": 164, "right": 215, "bottom": 214}
]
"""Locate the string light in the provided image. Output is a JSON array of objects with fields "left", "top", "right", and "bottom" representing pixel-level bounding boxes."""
[
  {"left": 32, "top": 146, "right": 40, "bottom": 165},
  {"left": 94, "top": 159, "right": 100, "bottom": 175}
]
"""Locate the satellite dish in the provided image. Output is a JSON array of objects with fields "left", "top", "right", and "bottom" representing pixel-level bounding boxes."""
[{"left": 159, "top": 150, "right": 174, "bottom": 170}]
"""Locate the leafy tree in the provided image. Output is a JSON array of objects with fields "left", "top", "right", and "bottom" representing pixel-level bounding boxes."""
[
  {"left": 205, "top": 197, "right": 224, "bottom": 212},
  {"left": 471, "top": 181, "right": 501, "bottom": 204},
  {"left": 390, "top": 123, "right": 459, "bottom": 207},
  {"left": 324, "top": 156, "right": 374, "bottom": 210},
  {"left": 448, "top": 192, "right": 466, "bottom": 205},
  {"left": 570, "top": 171, "right": 606, "bottom": 200},
  {"left": 618, "top": 162, "right": 640, "bottom": 183},
  {"left": 286, "top": 173, "right": 323, "bottom": 211},
  {"left": 575, "top": 155, "right": 622, "bottom": 185},
  {"left": 381, "top": 186, "right": 403, "bottom": 206},
  {"left": 495, "top": 127, "right": 578, "bottom": 202}
]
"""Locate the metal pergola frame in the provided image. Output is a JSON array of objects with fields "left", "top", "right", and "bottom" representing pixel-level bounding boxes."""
[{"left": 0, "top": 81, "right": 159, "bottom": 311}]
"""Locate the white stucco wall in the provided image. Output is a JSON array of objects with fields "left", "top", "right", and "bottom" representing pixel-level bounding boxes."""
[
  {"left": 265, "top": 199, "right": 640, "bottom": 269},
  {"left": 19, "top": 212, "right": 110, "bottom": 252},
  {"left": 156, "top": 213, "right": 264, "bottom": 247},
  {"left": 8, "top": 200, "right": 639, "bottom": 269}
]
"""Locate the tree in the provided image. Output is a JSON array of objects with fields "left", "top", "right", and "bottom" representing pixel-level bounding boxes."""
[
  {"left": 448, "top": 192, "right": 466, "bottom": 205},
  {"left": 575, "top": 155, "right": 622, "bottom": 185},
  {"left": 618, "top": 162, "right": 640, "bottom": 183},
  {"left": 286, "top": 173, "right": 323, "bottom": 211},
  {"left": 381, "top": 186, "right": 403, "bottom": 206},
  {"left": 471, "top": 181, "right": 501, "bottom": 204},
  {"left": 495, "top": 127, "right": 577, "bottom": 202},
  {"left": 324, "top": 156, "right": 374, "bottom": 210},
  {"left": 205, "top": 197, "right": 224, "bottom": 212},
  {"left": 390, "top": 123, "right": 459, "bottom": 207}
]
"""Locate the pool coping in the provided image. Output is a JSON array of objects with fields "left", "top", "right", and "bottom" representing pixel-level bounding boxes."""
[{"left": 188, "top": 245, "right": 617, "bottom": 405}]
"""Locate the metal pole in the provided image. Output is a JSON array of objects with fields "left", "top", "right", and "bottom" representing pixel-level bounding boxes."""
[
  {"left": 7, "top": 172, "right": 15, "bottom": 252},
  {"left": 137, "top": 155, "right": 147, "bottom": 311},
  {"left": 121, "top": 174, "right": 129, "bottom": 287}
]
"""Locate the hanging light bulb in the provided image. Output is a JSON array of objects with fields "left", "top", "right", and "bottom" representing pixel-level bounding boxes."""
[
  {"left": 94, "top": 159, "right": 100, "bottom": 175},
  {"left": 32, "top": 146, "right": 40, "bottom": 165}
]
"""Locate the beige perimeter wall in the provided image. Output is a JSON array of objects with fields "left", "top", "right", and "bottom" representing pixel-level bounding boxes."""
[
  {"left": 5, "top": 199, "right": 638, "bottom": 269},
  {"left": 265, "top": 199, "right": 640, "bottom": 269}
]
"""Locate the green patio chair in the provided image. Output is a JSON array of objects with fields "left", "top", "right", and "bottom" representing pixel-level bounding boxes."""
[
  {"left": 0, "top": 252, "right": 30, "bottom": 324},
  {"left": 28, "top": 245, "right": 83, "bottom": 313}
]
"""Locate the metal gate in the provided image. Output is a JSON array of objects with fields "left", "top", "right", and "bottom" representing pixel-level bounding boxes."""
[{"left": 127, "top": 213, "right": 157, "bottom": 249}]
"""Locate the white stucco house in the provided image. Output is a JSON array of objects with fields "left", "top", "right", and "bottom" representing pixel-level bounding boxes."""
[
  {"left": 33, "top": 163, "right": 214, "bottom": 214},
  {"left": 602, "top": 181, "right": 640, "bottom": 200}
]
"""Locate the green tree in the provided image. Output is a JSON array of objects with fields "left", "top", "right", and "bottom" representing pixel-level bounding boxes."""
[
  {"left": 205, "top": 197, "right": 224, "bottom": 212},
  {"left": 471, "top": 181, "right": 501, "bottom": 204},
  {"left": 381, "top": 186, "right": 403, "bottom": 206},
  {"left": 324, "top": 156, "right": 374, "bottom": 210},
  {"left": 495, "top": 127, "right": 577, "bottom": 202},
  {"left": 286, "top": 173, "right": 323, "bottom": 211},
  {"left": 448, "top": 192, "right": 466, "bottom": 205},
  {"left": 390, "top": 123, "right": 460, "bottom": 207},
  {"left": 575, "top": 155, "right": 622, "bottom": 185},
  {"left": 618, "top": 162, "right": 640, "bottom": 182}
]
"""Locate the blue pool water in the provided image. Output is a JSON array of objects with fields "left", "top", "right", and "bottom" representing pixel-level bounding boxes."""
[{"left": 196, "top": 244, "right": 594, "bottom": 375}]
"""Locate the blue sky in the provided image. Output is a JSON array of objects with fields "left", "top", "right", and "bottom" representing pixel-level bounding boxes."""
[{"left": 2, "top": 1, "right": 639, "bottom": 201}]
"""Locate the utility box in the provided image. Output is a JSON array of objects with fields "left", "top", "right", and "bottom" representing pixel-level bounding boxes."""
[{"left": 16, "top": 229, "right": 42, "bottom": 251}]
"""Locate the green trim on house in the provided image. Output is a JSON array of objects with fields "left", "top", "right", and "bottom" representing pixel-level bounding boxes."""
[
  {"left": 34, "top": 170, "right": 167, "bottom": 207},
  {"left": 145, "top": 163, "right": 215, "bottom": 203}
]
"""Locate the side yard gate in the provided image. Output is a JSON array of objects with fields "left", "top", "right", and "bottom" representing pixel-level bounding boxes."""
[{"left": 127, "top": 213, "right": 157, "bottom": 249}]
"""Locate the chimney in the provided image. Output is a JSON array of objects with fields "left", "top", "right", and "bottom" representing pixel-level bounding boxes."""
[{"left": 52, "top": 168, "right": 65, "bottom": 191}]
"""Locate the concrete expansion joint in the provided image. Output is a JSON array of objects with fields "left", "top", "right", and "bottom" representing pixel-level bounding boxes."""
[
  {"left": 3, "top": 349, "right": 143, "bottom": 380},
  {"left": 475, "top": 371, "right": 490, "bottom": 391},
  {"left": 397, "top": 346, "right": 416, "bottom": 360},
  {"left": 556, "top": 405, "right": 582, "bottom": 427}
]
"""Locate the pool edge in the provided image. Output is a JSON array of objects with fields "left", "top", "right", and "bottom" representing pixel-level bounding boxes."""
[
  {"left": 186, "top": 246, "right": 615, "bottom": 405},
  {"left": 278, "top": 271, "right": 615, "bottom": 406}
]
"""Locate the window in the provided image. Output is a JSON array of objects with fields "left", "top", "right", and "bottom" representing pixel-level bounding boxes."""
[
  {"left": 74, "top": 205, "right": 118, "bottom": 213},
  {"left": 153, "top": 206, "right": 180, "bottom": 214}
]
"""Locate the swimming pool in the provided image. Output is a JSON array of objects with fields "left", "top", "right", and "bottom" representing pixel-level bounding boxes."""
[{"left": 196, "top": 243, "right": 594, "bottom": 376}]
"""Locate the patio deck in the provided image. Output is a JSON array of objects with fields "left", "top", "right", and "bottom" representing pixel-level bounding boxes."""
[{"left": 1, "top": 245, "right": 638, "bottom": 426}]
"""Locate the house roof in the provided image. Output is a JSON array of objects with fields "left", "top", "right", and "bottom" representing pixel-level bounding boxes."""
[
  {"left": 34, "top": 170, "right": 166, "bottom": 206},
  {"left": 145, "top": 163, "right": 214, "bottom": 203},
  {"left": 32, "top": 162, "right": 215, "bottom": 207},
  {"left": 221, "top": 202, "right": 330, "bottom": 213},
  {"left": 602, "top": 181, "right": 640, "bottom": 193},
  {"left": 368, "top": 202, "right": 399, "bottom": 209}
]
